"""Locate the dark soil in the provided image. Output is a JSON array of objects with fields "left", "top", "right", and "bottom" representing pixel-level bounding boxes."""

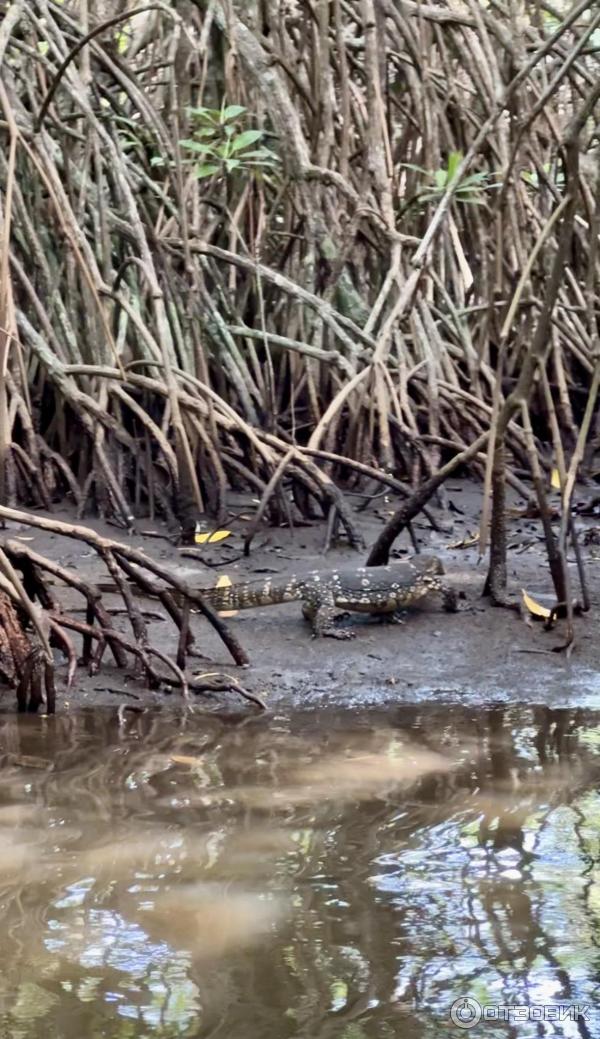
[{"left": 4, "top": 479, "right": 600, "bottom": 713}]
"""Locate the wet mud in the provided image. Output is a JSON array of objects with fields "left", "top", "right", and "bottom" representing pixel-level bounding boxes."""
[{"left": 2, "top": 479, "right": 598, "bottom": 714}]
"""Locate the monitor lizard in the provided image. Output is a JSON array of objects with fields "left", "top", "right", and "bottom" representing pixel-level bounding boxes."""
[{"left": 200, "top": 554, "right": 458, "bottom": 639}]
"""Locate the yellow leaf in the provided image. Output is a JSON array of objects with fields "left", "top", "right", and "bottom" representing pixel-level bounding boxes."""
[
  {"left": 215, "top": 574, "right": 237, "bottom": 617},
  {"left": 194, "top": 529, "right": 232, "bottom": 544},
  {"left": 447, "top": 531, "right": 479, "bottom": 550},
  {"left": 521, "top": 588, "right": 551, "bottom": 619},
  {"left": 551, "top": 468, "right": 561, "bottom": 491}
]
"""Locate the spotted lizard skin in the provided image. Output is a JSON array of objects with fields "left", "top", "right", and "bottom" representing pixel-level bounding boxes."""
[{"left": 200, "top": 555, "right": 458, "bottom": 639}]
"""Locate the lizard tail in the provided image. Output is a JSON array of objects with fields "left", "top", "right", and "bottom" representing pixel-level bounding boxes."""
[{"left": 198, "top": 579, "right": 291, "bottom": 611}]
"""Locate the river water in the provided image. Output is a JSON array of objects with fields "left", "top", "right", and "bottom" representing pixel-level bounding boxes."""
[{"left": 0, "top": 703, "right": 598, "bottom": 1038}]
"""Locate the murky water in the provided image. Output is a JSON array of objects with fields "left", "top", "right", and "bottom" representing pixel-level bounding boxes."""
[{"left": 0, "top": 703, "right": 598, "bottom": 1038}]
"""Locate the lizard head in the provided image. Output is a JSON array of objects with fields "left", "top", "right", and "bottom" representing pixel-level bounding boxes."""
[{"left": 406, "top": 554, "right": 445, "bottom": 575}]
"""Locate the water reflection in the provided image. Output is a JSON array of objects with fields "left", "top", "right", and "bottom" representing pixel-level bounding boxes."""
[{"left": 0, "top": 703, "right": 598, "bottom": 1037}]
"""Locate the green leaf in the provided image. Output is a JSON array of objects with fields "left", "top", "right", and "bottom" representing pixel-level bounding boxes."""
[
  {"left": 447, "top": 150, "right": 463, "bottom": 180},
  {"left": 221, "top": 104, "right": 247, "bottom": 122},
  {"left": 245, "top": 159, "right": 278, "bottom": 169},
  {"left": 190, "top": 126, "right": 218, "bottom": 139},
  {"left": 225, "top": 158, "right": 241, "bottom": 171},
  {"left": 187, "top": 106, "right": 221, "bottom": 123},
  {"left": 399, "top": 162, "right": 428, "bottom": 175},
  {"left": 150, "top": 156, "right": 166, "bottom": 167},
  {"left": 179, "top": 139, "right": 215, "bottom": 155},
  {"left": 433, "top": 169, "right": 447, "bottom": 190},
  {"left": 237, "top": 149, "right": 275, "bottom": 160},
  {"left": 113, "top": 115, "right": 139, "bottom": 130},
  {"left": 242, "top": 146, "right": 279, "bottom": 161},
  {"left": 461, "top": 172, "right": 487, "bottom": 187},
  {"left": 116, "top": 29, "right": 129, "bottom": 54},
  {"left": 194, "top": 163, "right": 220, "bottom": 179},
  {"left": 230, "top": 130, "right": 264, "bottom": 152}
]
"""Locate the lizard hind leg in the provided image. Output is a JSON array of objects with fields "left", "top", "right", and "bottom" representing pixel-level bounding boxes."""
[
  {"left": 310, "top": 596, "right": 356, "bottom": 640},
  {"left": 376, "top": 608, "right": 407, "bottom": 625}
]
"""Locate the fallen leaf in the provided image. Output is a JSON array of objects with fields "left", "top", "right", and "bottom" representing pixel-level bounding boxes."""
[
  {"left": 447, "top": 531, "right": 479, "bottom": 549},
  {"left": 194, "top": 529, "right": 232, "bottom": 545},
  {"left": 521, "top": 588, "right": 551, "bottom": 619},
  {"left": 170, "top": 754, "right": 205, "bottom": 767}
]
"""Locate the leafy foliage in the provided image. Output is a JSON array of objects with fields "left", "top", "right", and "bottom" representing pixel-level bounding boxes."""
[
  {"left": 178, "top": 103, "right": 280, "bottom": 179},
  {"left": 403, "top": 151, "right": 497, "bottom": 206}
]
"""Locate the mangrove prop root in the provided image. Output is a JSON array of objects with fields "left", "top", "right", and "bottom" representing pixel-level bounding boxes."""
[
  {"left": 367, "top": 433, "right": 488, "bottom": 566},
  {"left": 0, "top": 507, "right": 257, "bottom": 712},
  {"left": 0, "top": 590, "right": 46, "bottom": 713}
]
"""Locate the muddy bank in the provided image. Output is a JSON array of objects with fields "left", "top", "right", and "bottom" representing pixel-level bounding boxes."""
[{"left": 2, "top": 479, "right": 600, "bottom": 713}]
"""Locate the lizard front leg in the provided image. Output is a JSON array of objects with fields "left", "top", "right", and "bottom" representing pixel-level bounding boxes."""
[
  {"left": 302, "top": 596, "right": 356, "bottom": 639},
  {"left": 424, "top": 577, "right": 459, "bottom": 613},
  {"left": 441, "top": 585, "right": 459, "bottom": 612}
]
